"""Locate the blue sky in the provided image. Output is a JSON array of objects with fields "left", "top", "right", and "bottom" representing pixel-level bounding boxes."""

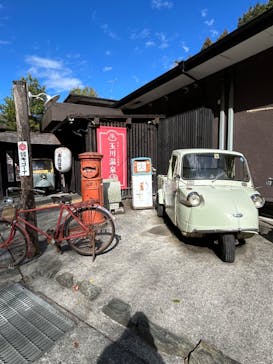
[{"left": 0, "top": 0, "right": 267, "bottom": 103}]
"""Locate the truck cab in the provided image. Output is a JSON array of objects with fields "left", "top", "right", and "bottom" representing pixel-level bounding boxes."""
[{"left": 32, "top": 158, "right": 55, "bottom": 193}]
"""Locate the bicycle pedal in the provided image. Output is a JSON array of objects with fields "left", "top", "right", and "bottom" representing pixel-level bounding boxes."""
[
  {"left": 55, "top": 245, "right": 63, "bottom": 254},
  {"left": 47, "top": 238, "right": 56, "bottom": 245},
  {"left": 46, "top": 229, "right": 55, "bottom": 235}
]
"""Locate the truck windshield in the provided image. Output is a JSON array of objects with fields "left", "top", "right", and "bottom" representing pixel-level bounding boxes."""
[
  {"left": 32, "top": 159, "right": 53, "bottom": 171},
  {"left": 182, "top": 153, "right": 250, "bottom": 181}
]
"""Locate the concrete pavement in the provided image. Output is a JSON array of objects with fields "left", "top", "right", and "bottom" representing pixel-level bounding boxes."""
[{"left": 1, "top": 195, "right": 273, "bottom": 363}]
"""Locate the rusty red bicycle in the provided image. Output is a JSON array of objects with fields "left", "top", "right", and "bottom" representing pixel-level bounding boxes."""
[{"left": 0, "top": 188, "right": 115, "bottom": 269}]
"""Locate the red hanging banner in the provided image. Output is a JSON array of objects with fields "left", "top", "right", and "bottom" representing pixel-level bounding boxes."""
[{"left": 97, "top": 126, "right": 127, "bottom": 189}]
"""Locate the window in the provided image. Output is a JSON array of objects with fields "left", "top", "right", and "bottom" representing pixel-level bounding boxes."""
[
  {"left": 32, "top": 159, "right": 53, "bottom": 171},
  {"left": 170, "top": 155, "right": 177, "bottom": 178},
  {"left": 6, "top": 150, "right": 20, "bottom": 182}
]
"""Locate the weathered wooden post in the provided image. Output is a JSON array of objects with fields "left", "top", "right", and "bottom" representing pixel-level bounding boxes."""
[{"left": 13, "top": 80, "right": 40, "bottom": 255}]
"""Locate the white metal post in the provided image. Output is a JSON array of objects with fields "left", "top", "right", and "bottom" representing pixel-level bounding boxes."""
[
  {"left": 219, "top": 81, "right": 226, "bottom": 149},
  {"left": 227, "top": 76, "right": 234, "bottom": 150}
]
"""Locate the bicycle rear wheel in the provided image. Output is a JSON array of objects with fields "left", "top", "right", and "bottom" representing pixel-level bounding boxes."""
[
  {"left": 0, "top": 220, "right": 28, "bottom": 268},
  {"left": 64, "top": 206, "right": 115, "bottom": 256}
]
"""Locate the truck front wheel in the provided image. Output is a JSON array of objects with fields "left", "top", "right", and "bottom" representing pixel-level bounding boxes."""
[
  {"left": 219, "top": 234, "right": 235, "bottom": 263},
  {"left": 156, "top": 196, "right": 165, "bottom": 217}
]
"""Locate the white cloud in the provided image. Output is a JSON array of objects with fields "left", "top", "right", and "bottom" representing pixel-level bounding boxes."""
[
  {"left": 182, "top": 44, "right": 189, "bottom": 53},
  {"left": 65, "top": 53, "right": 81, "bottom": 61},
  {"left": 0, "top": 39, "right": 10, "bottom": 45},
  {"left": 159, "top": 43, "right": 168, "bottom": 49},
  {"left": 91, "top": 10, "right": 96, "bottom": 22},
  {"left": 133, "top": 46, "right": 143, "bottom": 55},
  {"left": 101, "top": 23, "right": 119, "bottom": 40},
  {"left": 201, "top": 8, "right": 207, "bottom": 17},
  {"left": 45, "top": 75, "right": 83, "bottom": 91},
  {"left": 145, "top": 40, "right": 156, "bottom": 48},
  {"left": 151, "top": 0, "right": 173, "bottom": 9},
  {"left": 25, "top": 55, "right": 84, "bottom": 92},
  {"left": 130, "top": 28, "right": 172, "bottom": 51},
  {"left": 201, "top": 9, "right": 217, "bottom": 36},
  {"left": 107, "top": 77, "right": 118, "bottom": 97},
  {"left": 130, "top": 28, "right": 150, "bottom": 40},
  {"left": 132, "top": 75, "right": 140, "bottom": 83},
  {"left": 131, "top": 31, "right": 171, "bottom": 51},
  {"left": 103, "top": 66, "right": 112, "bottom": 72},
  {"left": 108, "top": 78, "right": 118, "bottom": 85},
  {"left": 210, "top": 29, "right": 219, "bottom": 38},
  {"left": 205, "top": 18, "right": 214, "bottom": 26},
  {"left": 26, "top": 56, "right": 62, "bottom": 70},
  {"left": 156, "top": 32, "right": 169, "bottom": 49},
  {"left": 161, "top": 55, "right": 173, "bottom": 69}
]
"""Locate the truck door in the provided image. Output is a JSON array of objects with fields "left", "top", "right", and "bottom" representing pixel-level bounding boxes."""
[{"left": 165, "top": 154, "right": 179, "bottom": 224}]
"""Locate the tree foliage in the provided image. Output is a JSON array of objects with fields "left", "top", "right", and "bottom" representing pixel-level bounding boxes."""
[
  {"left": 0, "top": 74, "right": 46, "bottom": 131},
  {"left": 217, "top": 29, "right": 229, "bottom": 41},
  {"left": 201, "top": 0, "right": 273, "bottom": 50},
  {"left": 201, "top": 37, "right": 213, "bottom": 51},
  {"left": 70, "top": 86, "right": 98, "bottom": 97},
  {"left": 201, "top": 29, "right": 229, "bottom": 50},
  {"left": 238, "top": 0, "right": 273, "bottom": 27}
]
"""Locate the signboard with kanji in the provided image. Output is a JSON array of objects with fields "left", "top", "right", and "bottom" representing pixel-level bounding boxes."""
[
  {"left": 97, "top": 126, "right": 127, "bottom": 189},
  {"left": 17, "top": 141, "right": 30, "bottom": 176}
]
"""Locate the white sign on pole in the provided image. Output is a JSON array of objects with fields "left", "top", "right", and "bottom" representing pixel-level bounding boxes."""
[{"left": 17, "top": 141, "right": 30, "bottom": 176}]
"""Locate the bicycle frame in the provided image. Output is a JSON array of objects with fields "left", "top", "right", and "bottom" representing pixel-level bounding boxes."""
[{"left": 7, "top": 201, "right": 91, "bottom": 247}]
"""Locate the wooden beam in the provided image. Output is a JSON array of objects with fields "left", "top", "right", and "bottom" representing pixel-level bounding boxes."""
[
  {"left": 13, "top": 80, "right": 39, "bottom": 256},
  {"left": 68, "top": 113, "right": 165, "bottom": 120}
]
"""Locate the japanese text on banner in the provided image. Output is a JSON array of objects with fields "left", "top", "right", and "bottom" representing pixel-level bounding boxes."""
[
  {"left": 17, "top": 141, "right": 30, "bottom": 176},
  {"left": 97, "top": 127, "right": 127, "bottom": 189}
]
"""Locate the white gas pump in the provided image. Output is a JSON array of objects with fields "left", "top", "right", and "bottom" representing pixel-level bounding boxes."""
[{"left": 131, "top": 157, "right": 153, "bottom": 209}]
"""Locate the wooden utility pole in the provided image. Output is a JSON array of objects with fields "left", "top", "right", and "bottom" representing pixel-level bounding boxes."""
[{"left": 13, "top": 80, "right": 40, "bottom": 255}]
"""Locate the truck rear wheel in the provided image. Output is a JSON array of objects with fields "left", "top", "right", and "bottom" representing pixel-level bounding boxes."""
[{"left": 219, "top": 234, "right": 235, "bottom": 263}]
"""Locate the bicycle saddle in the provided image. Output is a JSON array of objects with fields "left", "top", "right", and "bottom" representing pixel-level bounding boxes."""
[{"left": 50, "top": 194, "right": 72, "bottom": 204}]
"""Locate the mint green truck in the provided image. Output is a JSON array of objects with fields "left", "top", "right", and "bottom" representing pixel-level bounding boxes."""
[{"left": 156, "top": 149, "right": 264, "bottom": 263}]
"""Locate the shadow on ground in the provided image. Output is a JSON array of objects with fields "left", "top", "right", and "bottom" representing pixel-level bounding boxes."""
[
  {"left": 161, "top": 212, "right": 246, "bottom": 262},
  {"left": 97, "top": 312, "right": 166, "bottom": 364},
  {"left": 259, "top": 222, "right": 273, "bottom": 244}
]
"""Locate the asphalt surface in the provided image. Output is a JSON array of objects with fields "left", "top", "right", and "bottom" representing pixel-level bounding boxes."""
[{"left": 1, "top": 195, "right": 273, "bottom": 364}]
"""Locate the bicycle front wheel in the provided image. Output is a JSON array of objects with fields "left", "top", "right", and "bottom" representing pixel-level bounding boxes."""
[
  {"left": 0, "top": 220, "right": 28, "bottom": 268},
  {"left": 64, "top": 206, "right": 115, "bottom": 256}
]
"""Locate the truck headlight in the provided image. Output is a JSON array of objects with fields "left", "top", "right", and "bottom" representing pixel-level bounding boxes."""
[
  {"left": 251, "top": 194, "right": 265, "bottom": 208},
  {"left": 187, "top": 192, "right": 201, "bottom": 207}
]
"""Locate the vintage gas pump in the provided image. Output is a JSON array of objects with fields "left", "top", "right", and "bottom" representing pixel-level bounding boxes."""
[
  {"left": 131, "top": 157, "right": 153, "bottom": 209},
  {"left": 78, "top": 152, "right": 104, "bottom": 205}
]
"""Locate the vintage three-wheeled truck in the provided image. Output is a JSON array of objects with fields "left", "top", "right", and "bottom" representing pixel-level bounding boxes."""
[{"left": 156, "top": 149, "right": 264, "bottom": 262}]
